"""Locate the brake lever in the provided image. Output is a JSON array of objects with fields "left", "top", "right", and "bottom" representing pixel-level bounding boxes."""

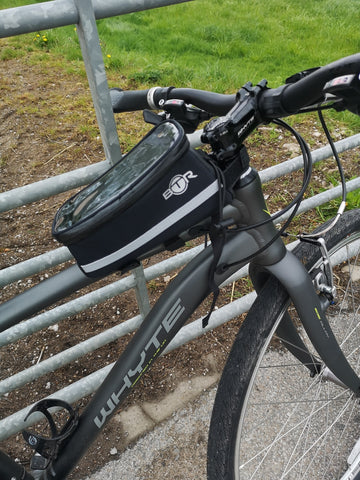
[
  {"left": 159, "top": 99, "right": 211, "bottom": 133},
  {"left": 323, "top": 73, "right": 360, "bottom": 115}
]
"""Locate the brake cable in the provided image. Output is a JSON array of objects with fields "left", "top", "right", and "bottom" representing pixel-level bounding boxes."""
[
  {"left": 299, "top": 109, "right": 347, "bottom": 239},
  {"left": 228, "top": 118, "right": 313, "bottom": 233},
  {"left": 216, "top": 119, "right": 313, "bottom": 273}
]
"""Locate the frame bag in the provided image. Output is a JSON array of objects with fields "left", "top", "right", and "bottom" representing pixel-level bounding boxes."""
[{"left": 52, "top": 121, "right": 220, "bottom": 277}]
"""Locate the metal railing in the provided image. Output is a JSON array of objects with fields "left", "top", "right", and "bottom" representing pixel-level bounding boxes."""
[
  {"left": 1, "top": 0, "right": 360, "bottom": 441},
  {"left": 1, "top": 138, "right": 359, "bottom": 440}
]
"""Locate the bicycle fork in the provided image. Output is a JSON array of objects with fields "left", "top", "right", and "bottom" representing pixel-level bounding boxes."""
[
  {"left": 232, "top": 171, "right": 360, "bottom": 396},
  {"left": 269, "top": 236, "right": 349, "bottom": 388},
  {"left": 250, "top": 249, "right": 360, "bottom": 396}
]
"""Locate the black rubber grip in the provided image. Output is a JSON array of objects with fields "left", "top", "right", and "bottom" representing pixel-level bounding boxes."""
[
  {"left": 111, "top": 54, "right": 360, "bottom": 119},
  {"left": 260, "top": 53, "right": 360, "bottom": 118},
  {"left": 282, "top": 53, "right": 360, "bottom": 112},
  {"left": 110, "top": 88, "right": 150, "bottom": 112}
]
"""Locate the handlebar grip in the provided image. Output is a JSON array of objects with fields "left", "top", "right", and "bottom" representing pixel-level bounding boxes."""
[
  {"left": 260, "top": 53, "right": 360, "bottom": 118},
  {"left": 282, "top": 53, "right": 360, "bottom": 112},
  {"left": 110, "top": 88, "right": 151, "bottom": 112}
]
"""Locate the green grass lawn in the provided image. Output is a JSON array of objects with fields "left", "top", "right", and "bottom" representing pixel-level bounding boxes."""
[{"left": 2, "top": 0, "right": 359, "bottom": 92}]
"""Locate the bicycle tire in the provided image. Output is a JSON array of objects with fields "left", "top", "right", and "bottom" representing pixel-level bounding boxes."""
[{"left": 208, "top": 208, "right": 360, "bottom": 479}]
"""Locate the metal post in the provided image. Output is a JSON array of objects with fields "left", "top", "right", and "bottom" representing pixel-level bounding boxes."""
[
  {"left": 74, "top": 0, "right": 122, "bottom": 165},
  {"left": 133, "top": 264, "right": 151, "bottom": 317}
]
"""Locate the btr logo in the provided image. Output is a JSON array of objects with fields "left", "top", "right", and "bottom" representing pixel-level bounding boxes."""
[{"left": 163, "top": 171, "right": 198, "bottom": 200}]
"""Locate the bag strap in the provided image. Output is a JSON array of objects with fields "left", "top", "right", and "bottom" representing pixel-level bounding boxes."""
[{"left": 202, "top": 221, "right": 226, "bottom": 328}]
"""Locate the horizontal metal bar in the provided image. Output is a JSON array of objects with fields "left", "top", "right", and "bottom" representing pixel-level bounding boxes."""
[
  {"left": 0, "top": 363, "right": 113, "bottom": 441},
  {"left": 0, "top": 245, "right": 204, "bottom": 346},
  {"left": 259, "top": 133, "right": 360, "bottom": 183},
  {"left": 0, "top": 161, "right": 108, "bottom": 213},
  {"left": 0, "top": 247, "right": 71, "bottom": 288},
  {"left": 276, "top": 176, "right": 360, "bottom": 224},
  {"left": 0, "top": 265, "right": 97, "bottom": 333},
  {"left": 0, "top": 273, "right": 136, "bottom": 347},
  {"left": 0, "top": 0, "right": 78, "bottom": 38},
  {"left": 0, "top": 314, "right": 143, "bottom": 396},
  {"left": 0, "top": 0, "right": 192, "bottom": 39}
]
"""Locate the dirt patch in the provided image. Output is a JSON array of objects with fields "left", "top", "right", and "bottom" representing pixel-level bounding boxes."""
[{"left": 1, "top": 46, "right": 359, "bottom": 479}]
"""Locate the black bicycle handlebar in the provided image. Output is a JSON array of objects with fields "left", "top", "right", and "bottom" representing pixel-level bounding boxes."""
[
  {"left": 110, "top": 87, "right": 236, "bottom": 116},
  {"left": 110, "top": 53, "right": 360, "bottom": 120},
  {"left": 260, "top": 52, "right": 360, "bottom": 118}
]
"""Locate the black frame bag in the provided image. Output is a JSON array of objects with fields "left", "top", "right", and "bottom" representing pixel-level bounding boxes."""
[{"left": 52, "top": 121, "right": 220, "bottom": 277}]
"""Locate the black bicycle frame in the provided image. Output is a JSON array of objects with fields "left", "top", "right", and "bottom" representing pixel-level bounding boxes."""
[{"left": 1, "top": 169, "right": 360, "bottom": 479}]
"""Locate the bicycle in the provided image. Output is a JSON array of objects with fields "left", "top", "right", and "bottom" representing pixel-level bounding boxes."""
[{"left": 1, "top": 52, "right": 360, "bottom": 479}]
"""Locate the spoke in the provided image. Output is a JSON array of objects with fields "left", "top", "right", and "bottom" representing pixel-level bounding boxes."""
[
  {"left": 280, "top": 396, "right": 353, "bottom": 478},
  {"left": 241, "top": 377, "right": 353, "bottom": 471},
  {"left": 281, "top": 379, "right": 325, "bottom": 479},
  {"left": 241, "top": 360, "right": 358, "bottom": 478},
  {"left": 317, "top": 398, "right": 359, "bottom": 479}
]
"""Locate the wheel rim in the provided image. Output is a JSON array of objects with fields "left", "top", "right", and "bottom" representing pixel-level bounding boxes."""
[{"left": 235, "top": 233, "right": 360, "bottom": 479}]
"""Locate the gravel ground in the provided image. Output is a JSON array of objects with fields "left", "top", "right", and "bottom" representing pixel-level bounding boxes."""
[{"left": 85, "top": 387, "right": 216, "bottom": 480}]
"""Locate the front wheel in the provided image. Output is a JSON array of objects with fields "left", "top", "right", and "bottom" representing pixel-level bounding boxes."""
[{"left": 208, "top": 209, "right": 360, "bottom": 479}]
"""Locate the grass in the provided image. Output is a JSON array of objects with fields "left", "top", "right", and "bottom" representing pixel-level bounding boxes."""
[
  {"left": 1, "top": 1, "right": 360, "bottom": 135},
  {"left": 2, "top": 0, "right": 359, "bottom": 90},
  {"left": 316, "top": 183, "right": 360, "bottom": 221},
  {"left": 2, "top": 0, "right": 360, "bottom": 131}
]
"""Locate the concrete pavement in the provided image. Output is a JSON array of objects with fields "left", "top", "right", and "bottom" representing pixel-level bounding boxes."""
[{"left": 85, "top": 374, "right": 220, "bottom": 480}]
